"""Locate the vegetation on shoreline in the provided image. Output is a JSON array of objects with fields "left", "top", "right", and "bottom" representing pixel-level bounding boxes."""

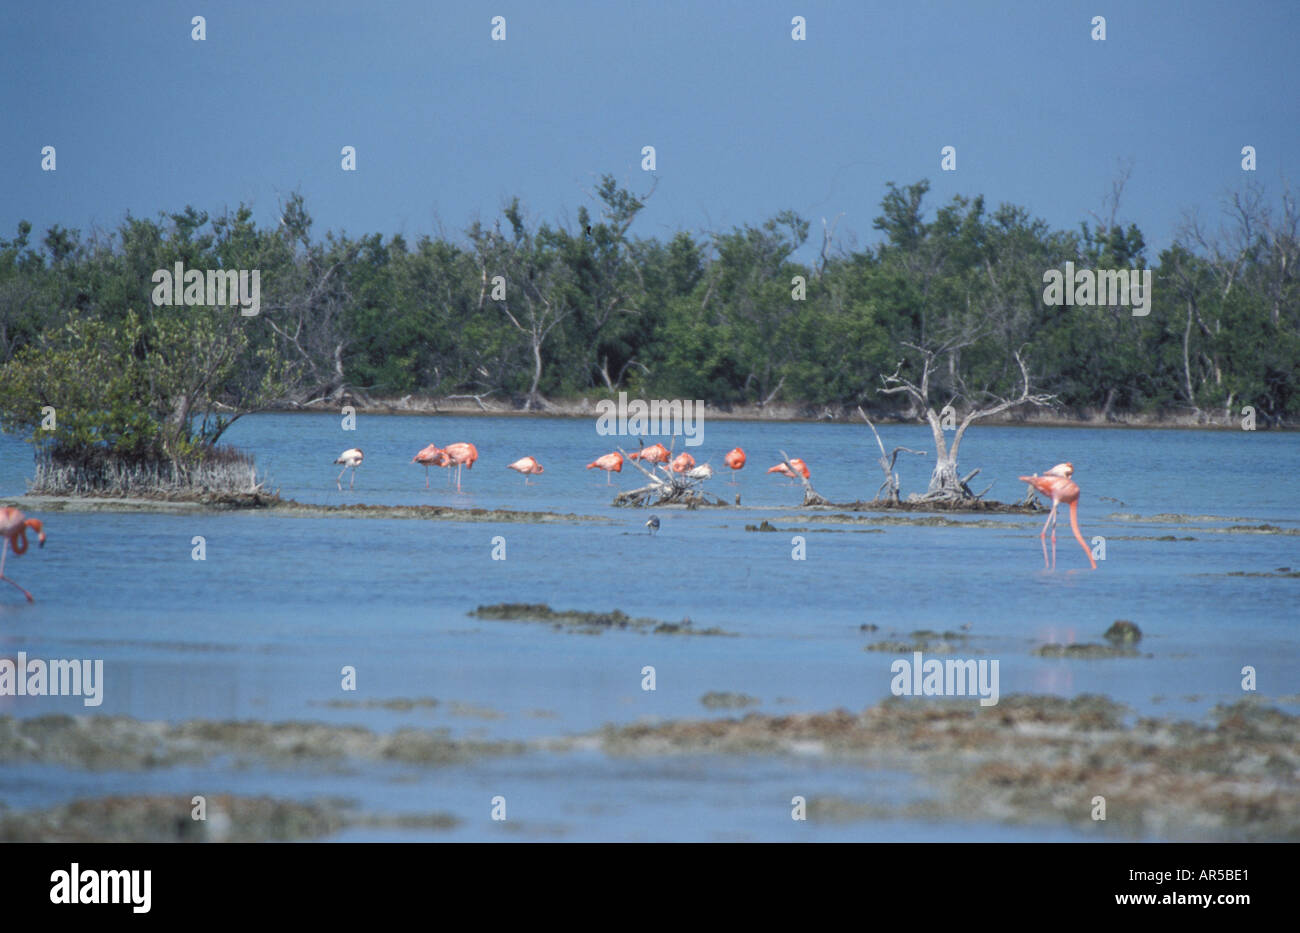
[{"left": 0, "top": 175, "right": 1295, "bottom": 495}]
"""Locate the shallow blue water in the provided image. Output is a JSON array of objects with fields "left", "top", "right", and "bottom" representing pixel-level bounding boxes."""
[{"left": 0, "top": 414, "right": 1296, "bottom": 840}]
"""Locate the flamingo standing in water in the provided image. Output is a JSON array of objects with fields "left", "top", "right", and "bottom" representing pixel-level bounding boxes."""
[
  {"left": 1018, "top": 462, "right": 1097, "bottom": 570},
  {"left": 0, "top": 508, "right": 45, "bottom": 602},
  {"left": 629, "top": 443, "right": 670, "bottom": 464},
  {"left": 507, "top": 456, "right": 544, "bottom": 484},
  {"left": 724, "top": 447, "right": 746, "bottom": 483},
  {"left": 767, "top": 458, "right": 810, "bottom": 480},
  {"left": 670, "top": 452, "right": 696, "bottom": 473},
  {"left": 442, "top": 442, "right": 479, "bottom": 492},
  {"left": 587, "top": 452, "right": 623, "bottom": 484},
  {"left": 412, "top": 443, "right": 448, "bottom": 489},
  {"left": 335, "top": 448, "right": 363, "bottom": 490}
]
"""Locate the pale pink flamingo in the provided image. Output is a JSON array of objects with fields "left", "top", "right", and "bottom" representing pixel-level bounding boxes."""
[
  {"left": 507, "top": 456, "right": 544, "bottom": 484},
  {"left": 335, "top": 448, "right": 363, "bottom": 490}
]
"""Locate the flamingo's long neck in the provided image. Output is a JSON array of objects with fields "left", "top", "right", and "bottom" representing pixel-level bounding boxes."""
[
  {"left": 1069, "top": 501, "right": 1097, "bottom": 570},
  {"left": 10, "top": 530, "right": 27, "bottom": 555}
]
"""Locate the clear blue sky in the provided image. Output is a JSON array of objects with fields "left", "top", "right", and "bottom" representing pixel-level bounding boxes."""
[{"left": 3, "top": 0, "right": 1296, "bottom": 262}]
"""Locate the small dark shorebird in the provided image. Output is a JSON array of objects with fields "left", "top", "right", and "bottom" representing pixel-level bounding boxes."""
[{"left": 645, "top": 515, "right": 660, "bottom": 536}]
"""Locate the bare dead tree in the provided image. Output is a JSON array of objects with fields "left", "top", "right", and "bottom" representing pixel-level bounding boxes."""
[
  {"left": 1088, "top": 159, "right": 1135, "bottom": 236},
  {"left": 470, "top": 211, "right": 574, "bottom": 411},
  {"left": 1176, "top": 181, "right": 1299, "bottom": 418},
  {"left": 261, "top": 242, "right": 361, "bottom": 404},
  {"left": 816, "top": 212, "right": 844, "bottom": 277},
  {"left": 880, "top": 344, "right": 1054, "bottom": 500},
  {"left": 612, "top": 446, "right": 727, "bottom": 508},
  {"left": 857, "top": 407, "right": 926, "bottom": 502}
]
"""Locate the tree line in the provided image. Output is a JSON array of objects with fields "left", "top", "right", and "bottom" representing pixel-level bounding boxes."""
[{"left": 0, "top": 174, "right": 1295, "bottom": 478}]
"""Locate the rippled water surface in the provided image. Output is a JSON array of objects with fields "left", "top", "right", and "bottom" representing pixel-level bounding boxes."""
[{"left": 1, "top": 414, "right": 1296, "bottom": 840}]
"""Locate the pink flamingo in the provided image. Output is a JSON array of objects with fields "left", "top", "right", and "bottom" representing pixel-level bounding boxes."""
[
  {"left": 629, "top": 443, "right": 670, "bottom": 464},
  {"left": 767, "top": 458, "right": 810, "bottom": 480},
  {"left": 670, "top": 452, "right": 696, "bottom": 473},
  {"left": 412, "top": 443, "right": 448, "bottom": 489},
  {"left": 724, "top": 447, "right": 746, "bottom": 484},
  {"left": 0, "top": 508, "right": 45, "bottom": 602},
  {"left": 587, "top": 452, "right": 624, "bottom": 484},
  {"left": 442, "top": 442, "right": 479, "bottom": 492},
  {"left": 1018, "top": 462, "right": 1097, "bottom": 570},
  {"left": 507, "top": 456, "right": 544, "bottom": 484}
]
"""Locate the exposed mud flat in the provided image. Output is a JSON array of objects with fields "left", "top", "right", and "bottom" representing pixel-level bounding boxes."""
[
  {"left": 469, "top": 602, "right": 736, "bottom": 637},
  {"left": 816, "top": 498, "right": 1043, "bottom": 514},
  {"left": 2, "top": 491, "right": 281, "bottom": 511},
  {"left": 700, "top": 692, "right": 760, "bottom": 710},
  {"left": 744, "top": 520, "right": 884, "bottom": 533},
  {"left": 0, "top": 793, "right": 457, "bottom": 842},
  {"left": 3, "top": 495, "right": 215, "bottom": 514},
  {"left": 1108, "top": 512, "right": 1300, "bottom": 535},
  {"left": 3, "top": 695, "right": 1296, "bottom": 839},
  {"left": 1, "top": 494, "right": 608, "bottom": 524},
  {"left": 786, "top": 512, "right": 1028, "bottom": 529},
  {"left": 864, "top": 628, "right": 973, "bottom": 655},
  {"left": 313, "top": 697, "right": 440, "bottom": 711},
  {"left": 597, "top": 695, "right": 1300, "bottom": 840},
  {"left": 1034, "top": 643, "right": 1144, "bottom": 659},
  {"left": 0, "top": 714, "right": 525, "bottom": 770},
  {"left": 271, "top": 501, "right": 608, "bottom": 524},
  {"left": 1109, "top": 534, "right": 1197, "bottom": 541}
]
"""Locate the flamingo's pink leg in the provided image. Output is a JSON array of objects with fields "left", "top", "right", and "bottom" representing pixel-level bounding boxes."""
[
  {"left": 0, "top": 541, "right": 33, "bottom": 602},
  {"left": 1039, "top": 503, "right": 1057, "bottom": 568}
]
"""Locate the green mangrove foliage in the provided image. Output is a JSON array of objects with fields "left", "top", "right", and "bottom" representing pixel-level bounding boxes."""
[{"left": 0, "top": 175, "right": 1295, "bottom": 490}]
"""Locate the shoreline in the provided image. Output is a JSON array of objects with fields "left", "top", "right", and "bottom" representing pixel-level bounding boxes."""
[{"left": 272, "top": 395, "right": 1287, "bottom": 430}]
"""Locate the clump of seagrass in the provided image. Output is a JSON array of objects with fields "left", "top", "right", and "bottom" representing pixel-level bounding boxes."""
[{"left": 470, "top": 603, "right": 735, "bottom": 636}]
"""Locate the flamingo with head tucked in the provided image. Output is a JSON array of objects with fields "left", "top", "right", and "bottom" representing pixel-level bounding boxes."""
[
  {"left": 335, "top": 448, "right": 363, "bottom": 490},
  {"left": 442, "top": 442, "right": 479, "bottom": 492},
  {"left": 1018, "top": 461, "right": 1097, "bottom": 570},
  {"left": 629, "top": 443, "right": 670, "bottom": 464},
  {"left": 412, "top": 443, "right": 448, "bottom": 489},
  {"left": 670, "top": 452, "right": 696, "bottom": 473},
  {"left": 724, "top": 447, "right": 746, "bottom": 483},
  {"left": 587, "top": 452, "right": 623, "bottom": 484},
  {"left": 0, "top": 508, "right": 45, "bottom": 602},
  {"left": 507, "top": 456, "right": 544, "bottom": 484}
]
